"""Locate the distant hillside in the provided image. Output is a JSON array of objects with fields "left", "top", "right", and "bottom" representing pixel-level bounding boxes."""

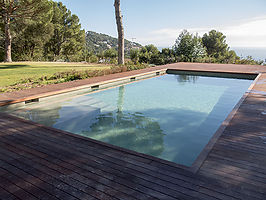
[{"left": 85, "top": 31, "right": 142, "bottom": 55}]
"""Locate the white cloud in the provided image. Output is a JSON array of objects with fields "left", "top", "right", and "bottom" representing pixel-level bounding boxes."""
[{"left": 136, "top": 16, "right": 266, "bottom": 48}]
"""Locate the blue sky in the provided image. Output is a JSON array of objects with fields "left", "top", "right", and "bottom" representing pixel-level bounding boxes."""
[{"left": 58, "top": 0, "right": 266, "bottom": 48}]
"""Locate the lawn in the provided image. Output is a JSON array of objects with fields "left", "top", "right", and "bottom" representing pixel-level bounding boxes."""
[{"left": 0, "top": 62, "right": 111, "bottom": 88}]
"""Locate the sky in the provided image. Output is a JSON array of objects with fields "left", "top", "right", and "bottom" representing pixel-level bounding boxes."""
[{"left": 57, "top": 0, "right": 266, "bottom": 48}]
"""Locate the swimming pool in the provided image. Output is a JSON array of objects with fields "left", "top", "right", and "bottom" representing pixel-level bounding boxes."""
[{"left": 1, "top": 71, "right": 254, "bottom": 166}]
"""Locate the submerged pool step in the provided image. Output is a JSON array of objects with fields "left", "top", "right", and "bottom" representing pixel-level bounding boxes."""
[{"left": 54, "top": 106, "right": 102, "bottom": 128}]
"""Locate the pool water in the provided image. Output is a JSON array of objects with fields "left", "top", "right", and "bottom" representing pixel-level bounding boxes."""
[{"left": 2, "top": 73, "right": 254, "bottom": 166}]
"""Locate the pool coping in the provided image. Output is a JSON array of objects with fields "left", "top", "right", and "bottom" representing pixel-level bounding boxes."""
[
  {"left": 0, "top": 69, "right": 167, "bottom": 107},
  {"left": 0, "top": 64, "right": 264, "bottom": 174},
  {"left": 189, "top": 72, "right": 261, "bottom": 173}
]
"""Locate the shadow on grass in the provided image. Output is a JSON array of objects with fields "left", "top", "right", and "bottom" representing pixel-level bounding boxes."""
[{"left": 0, "top": 65, "right": 29, "bottom": 69}]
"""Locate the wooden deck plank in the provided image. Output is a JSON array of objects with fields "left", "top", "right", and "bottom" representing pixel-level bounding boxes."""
[
  {"left": 0, "top": 172, "right": 39, "bottom": 200},
  {"left": 0, "top": 117, "right": 242, "bottom": 200},
  {"left": 212, "top": 140, "right": 266, "bottom": 166},
  {"left": 0, "top": 159, "right": 79, "bottom": 200},
  {"left": 198, "top": 170, "right": 264, "bottom": 200},
  {"left": 0, "top": 63, "right": 266, "bottom": 200},
  {"left": 203, "top": 159, "right": 266, "bottom": 184},
  {"left": 217, "top": 138, "right": 266, "bottom": 155},
  {"left": 209, "top": 151, "right": 266, "bottom": 174},
  {"left": 0, "top": 186, "right": 21, "bottom": 200},
  {"left": 0, "top": 140, "right": 156, "bottom": 200},
  {"left": 0, "top": 116, "right": 252, "bottom": 200},
  {"left": 0, "top": 150, "right": 118, "bottom": 200},
  {"left": 221, "top": 132, "right": 266, "bottom": 146},
  {"left": 0, "top": 158, "right": 90, "bottom": 200},
  {"left": 0, "top": 128, "right": 204, "bottom": 200},
  {"left": 206, "top": 155, "right": 266, "bottom": 185},
  {"left": 0, "top": 167, "right": 59, "bottom": 200},
  {"left": 200, "top": 159, "right": 266, "bottom": 191},
  {"left": 0, "top": 117, "right": 195, "bottom": 178},
  {"left": 0, "top": 116, "right": 262, "bottom": 199},
  {"left": 0, "top": 124, "right": 188, "bottom": 199}
]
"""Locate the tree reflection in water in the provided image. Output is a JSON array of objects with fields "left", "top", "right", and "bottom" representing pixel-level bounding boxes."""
[
  {"left": 81, "top": 85, "right": 165, "bottom": 157},
  {"left": 176, "top": 75, "right": 199, "bottom": 84}
]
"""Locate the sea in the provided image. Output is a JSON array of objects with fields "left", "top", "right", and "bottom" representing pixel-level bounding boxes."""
[
  {"left": 231, "top": 47, "right": 266, "bottom": 61},
  {"left": 158, "top": 47, "right": 266, "bottom": 62}
]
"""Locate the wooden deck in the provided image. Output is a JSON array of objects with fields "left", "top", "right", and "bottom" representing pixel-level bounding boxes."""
[{"left": 0, "top": 63, "right": 266, "bottom": 200}]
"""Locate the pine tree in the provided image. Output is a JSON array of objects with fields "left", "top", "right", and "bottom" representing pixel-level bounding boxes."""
[
  {"left": 0, "top": 0, "right": 51, "bottom": 62},
  {"left": 12, "top": 8, "right": 53, "bottom": 60},
  {"left": 114, "top": 0, "right": 124, "bottom": 65},
  {"left": 44, "top": 2, "right": 85, "bottom": 61},
  {"left": 173, "top": 30, "right": 206, "bottom": 62},
  {"left": 202, "top": 30, "right": 229, "bottom": 58}
]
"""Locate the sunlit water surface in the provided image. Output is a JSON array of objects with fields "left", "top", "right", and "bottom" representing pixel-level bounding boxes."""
[{"left": 3, "top": 73, "right": 253, "bottom": 166}]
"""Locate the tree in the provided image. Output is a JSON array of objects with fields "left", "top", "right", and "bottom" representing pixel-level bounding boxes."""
[
  {"left": 104, "top": 48, "right": 117, "bottom": 63},
  {"left": 114, "top": 0, "right": 124, "bottom": 65},
  {"left": 138, "top": 46, "right": 149, "bottom": 64},
  {"left": 191, "top": 35, "right": 207, "bottom": 59},
  {"left": 217, "top": 50, "right": 239, "bottom": 64},
  {"left": 12, "top": 10, "right": 53, "bottom": 60},
  {"left": 138, "top": 44, "right": 161, "bottom": 64},
  {"left": 161, "top": 48, "right": 175, "bottom": 64},
  {"left": 0, "top": 0, "right": 51, "bottom": 62},
  {"left": 235, "top": 55, "right": 264, "bottom": 65},
  {"left": 202, "top": 30, "right": 229, "bottom": 58},
  {"left": 130, "top": 48, "right": 139, "bottom": 64},
  {"left": 44, "top": 2, "right": 85, "bottom": 61},
  {"left": 96, "top": 51, "right": 104, "bottom": 62},
  {"left": 130, "top": 44, "right": 165, "bottom": 65},
  {"left": 147, "top": 45, "right": 163, "bottom": 65},
  {"left": 173, "top": 30, "right": 206, "bottom": 62}
]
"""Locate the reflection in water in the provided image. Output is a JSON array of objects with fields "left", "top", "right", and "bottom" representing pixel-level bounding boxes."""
[
  {"left": 81, "top": 85, "right": 165, "bottom": 157},
  {"left": 117, "top": 85, "right": 125, "bottom": 112},
  {"left": 17, "top": 107, "right": 61, "bottom": 127},
  {"left": 3, "top": 74, "right": 253, "bottom": 166},
  {"left": 83, "top": 111, "right": 165, "bottom": 157},
  {"left": 176, "top": 75, "right": 199, "bottom": 84}
]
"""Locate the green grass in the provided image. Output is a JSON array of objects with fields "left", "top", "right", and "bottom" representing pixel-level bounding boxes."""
[{"left": 0, "top": 62, "right": 111, "bottom": 87}]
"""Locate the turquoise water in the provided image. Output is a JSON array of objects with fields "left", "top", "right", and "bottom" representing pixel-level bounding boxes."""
[{"left": 3, "top": 73, "right": 253, "bottom": 166}]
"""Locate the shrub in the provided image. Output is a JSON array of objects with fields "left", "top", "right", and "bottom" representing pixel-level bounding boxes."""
[{"left": 89, "top": 55, "right": 98, "bottom": 63}]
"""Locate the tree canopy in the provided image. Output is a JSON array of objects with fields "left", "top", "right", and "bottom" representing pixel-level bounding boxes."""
[
  {"left": 202, "top": 30, "right": 229, "bottom": 58},
  {"left": 0, "top": 1, "right": 263, "bottom": 66},
  {"left": 44, "top": 2, "right": 85, "bottom": 61},
  {"left": 0, "top": 0, "right": 51, "bottom": 62},
  {"left": 0, "top": 0, "right": 85, "bottom": 62},
  {"left": 173, "top": 30, "right": 206, "bottom": 62},
  {"left": 170, "top": 29, "right": 264, "bottom": 65},
  {"left": 129, "top": 29, "right": 264, "bottom": 66}
]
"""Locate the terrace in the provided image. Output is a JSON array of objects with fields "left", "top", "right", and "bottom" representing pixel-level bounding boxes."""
[{"left": 0, "top": 62, "right": 266, "bottom": 200}]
